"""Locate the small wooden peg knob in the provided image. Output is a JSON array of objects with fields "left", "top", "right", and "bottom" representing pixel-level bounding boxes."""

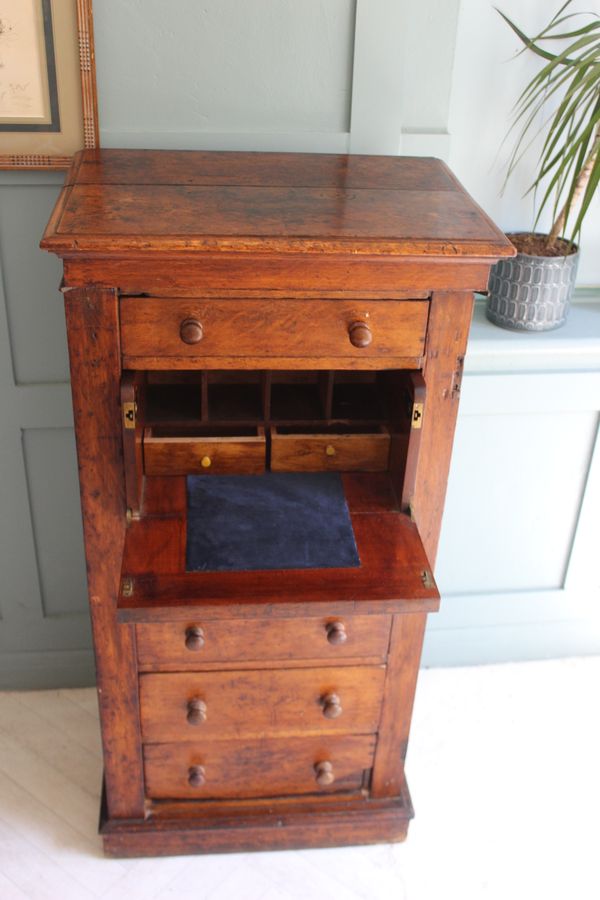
[
  {"left": 186, "top": 698, "right": 207, "bottom": 725},
  {"left": 348, "top": 321, "right": 372, "bottom": 348},
  {"left": 314, "top": 760, "right": 335, "bottom": 786},
  {"left": 326, "top": 621, "right": 347, "bottom": 645},
  {"left": 185, "top": 625, "right": 205, "bottom": 651},
  {"left": 180, "top": 318, "right": 203, "bottom": 344},
  {"left": 188, "top": 765, "right": 206, "bottom": 787},
  {"left": 200, "top": 455, "right": 212, "bottom": 468},
  {"left": 321, "top": 692, "right": 343, "bottom": 719}
]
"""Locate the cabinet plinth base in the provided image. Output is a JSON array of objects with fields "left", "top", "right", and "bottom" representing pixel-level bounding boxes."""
[{"left": 100, "top": 780, "right": 414, "bottom": 858}]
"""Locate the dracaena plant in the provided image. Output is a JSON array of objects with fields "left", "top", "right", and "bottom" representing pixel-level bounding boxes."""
[{"left": 498, "top": 0, "right": 600, "bottom": 251}]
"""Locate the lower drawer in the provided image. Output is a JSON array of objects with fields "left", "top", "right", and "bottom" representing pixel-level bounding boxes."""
[
  {"left": 144, "top": 734, "right": 376, "bottom": 800},
  {"left": 139, "top": 666, "right": 386, "bottom": 742},
  {"left": 270, "top": 425, "right": 390, "bottom": 472}
]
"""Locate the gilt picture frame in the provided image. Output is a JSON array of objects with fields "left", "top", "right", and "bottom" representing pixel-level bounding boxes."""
[{"left": 0, "top": 0, "right": 98, "bottom": 169}]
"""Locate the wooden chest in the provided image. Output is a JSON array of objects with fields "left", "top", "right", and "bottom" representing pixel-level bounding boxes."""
[{"left": 41, "top": 149, "right": 513, "bottom": 857}]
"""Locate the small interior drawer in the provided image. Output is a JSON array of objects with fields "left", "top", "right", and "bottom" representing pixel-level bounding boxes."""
[
  {"left": 136, "top": 615, "right": 391, "bottom": 670},
  {"left": 143, "top": 734, "right": 376, "bottom": 800},
  {"left": 270, "top": 424, "right": 390, "bottom": 473},
  {"left": 143, "top": 425, "right": 265, "bottom": 475},
  {"left": 139, "top": 666, "right": 386, "bottom": 742}
]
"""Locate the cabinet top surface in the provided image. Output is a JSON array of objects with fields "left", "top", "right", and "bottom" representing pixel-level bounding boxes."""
[{"left": 41, "top": 149, "right": 514, "bottom": 258}]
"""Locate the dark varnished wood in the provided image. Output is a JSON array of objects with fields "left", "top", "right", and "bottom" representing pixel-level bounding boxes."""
[
  {"left": 120, "top": 297, "right": 428, "bottom": 363},
  {"left": 41, "top": 149, "right": 512, "bottom": 858},
  {"left": 412, "top": 291, "right": 475, "bottom": 564},
  {"left": 64, "top": 287, "right": 145, "bottom": 820},
  {"left": 143, "top": 425, "right": 266, "bottom": 475},
  {"left": 43, "top": 151, "right": 514, "bottom": 259},
  {"left": 270, "top": 425, "right": 390, "bottom": 473},
  {"left": 139, "top": 666, "right": 386, "bottom": 742},
  {"left": 136, "top": 614, "right": 391, "bottom": 669},
  {"left": 144, "top": 734, "right": 375, "bottom": 800},
  {"left": 117, "top": 483, "right": 440, "bottom": 622},
  {"left": 101, "top": 789, "right": 414, "bottom": 857},
  {"left": 371, "top": 613, "right": 427, "bottom": 798}
]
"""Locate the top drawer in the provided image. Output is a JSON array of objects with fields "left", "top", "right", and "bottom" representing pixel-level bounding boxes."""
[{"left": 120, "top": 298, "right": 428, "bottom": 367}]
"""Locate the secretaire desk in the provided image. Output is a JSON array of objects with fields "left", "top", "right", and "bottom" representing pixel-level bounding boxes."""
[{"left": 41, "top": 149, "right": 513, "bottom": 857}]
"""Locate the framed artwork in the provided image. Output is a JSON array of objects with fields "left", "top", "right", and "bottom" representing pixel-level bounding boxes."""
[{"left": 0, "top": 0, "right": 98, "bottom": 169}]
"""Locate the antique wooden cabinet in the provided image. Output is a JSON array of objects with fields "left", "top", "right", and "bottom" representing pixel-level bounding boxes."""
[{"left": 41, "top": 149, "right": 513, "bottom": 857}]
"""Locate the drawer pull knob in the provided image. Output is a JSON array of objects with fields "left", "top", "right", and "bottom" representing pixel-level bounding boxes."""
[
  {"left": 185, "top": 625, "right": 205, "bottom": 651},
  {"left": 200, "top": 455, "right": 212, "bottom": 468},
  {"left": 180, "top": 317, "right": 204, "bottom": 344},
  {"left": 188, "top": 765, "right": 206, "bottom": 787},
  {"left": 321, "top": 692, "right": 343, "bottom": 719},
  {"left": 348, "top": 321, "right": 372, "bottom": 348},
  {"left": 325, "top": 444, "right": 336, "bottom": 457},
  {"left": 187, "top": 698, "right": 207, "bottom": 725},
  {"left": 326, "top": 621, "right": 347, "bottom": 645},
  {"left": 314, "top": 760, "right": 335, "bottom": 787}
]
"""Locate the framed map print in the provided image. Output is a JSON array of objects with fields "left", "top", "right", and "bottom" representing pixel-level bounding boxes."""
[{"left": 0, "top": 0, "right": 98, "bottom": 169}]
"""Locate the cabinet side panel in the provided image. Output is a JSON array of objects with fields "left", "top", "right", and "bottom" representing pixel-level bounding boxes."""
[
  {"left": 370, "top": 612, "right": 426, "bottom": 798},
  {"left": 413, "top": 291, "right": 474, "bottom": 565},
  {"left": 64, "top": 286, "right": 145, "bottom": 819}
]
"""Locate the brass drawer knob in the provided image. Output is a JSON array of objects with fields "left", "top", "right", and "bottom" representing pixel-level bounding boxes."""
[
  {"left": 314, "top": 760, "right": 335, "bottom": 787},
  {"left": 326, "top": 621, "right": 347, "bottom": 645},
  {"left": 325, "top": 444, "right": 336, "bottom": 457},
  {"left": 180, "top": 317, "right": 203, "bottom": 344},
  {"left": 321, "top": 692, "right": 343, "bottom": 719},
  {"left": 185, "top": 625, "right": 205, "bottom": 651},
  {"left": 348, "top": 321, "right": 372, "bottom": 348},
  {"left": 200, "top": 455, "right": 212, "bottom": 468},
  {"left": 188, "top": 765, "right": 206, "bottom": 787},
  {"left": 186, "top": 698, "right": 207, "bottom": 725}
]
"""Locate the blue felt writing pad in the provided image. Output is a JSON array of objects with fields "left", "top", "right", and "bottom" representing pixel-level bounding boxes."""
[{"left": 186, "top": 472, "right": 360, "bottom": 572}]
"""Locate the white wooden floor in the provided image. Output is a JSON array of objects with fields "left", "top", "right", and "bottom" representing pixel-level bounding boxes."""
[{"left": 0, "top": 656, "right": 598, "bottom": 900}]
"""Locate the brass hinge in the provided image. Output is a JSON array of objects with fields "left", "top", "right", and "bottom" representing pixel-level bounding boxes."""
[
  {"left": 411, "top": 402, "right": 423, "bottom": 429},
  {"left": 121, "top": 577, "right": 134, "bottom": 597},
  {"left": 421, "top": 569, "right": 435, "bottom": 589},
  {"left": 123, "top": 400, "right": 137, "bottom": 429}
]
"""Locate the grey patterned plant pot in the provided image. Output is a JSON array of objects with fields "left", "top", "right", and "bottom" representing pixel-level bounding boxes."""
[{"left": 486, "top": 234, "right": 579, "bottom": 332}]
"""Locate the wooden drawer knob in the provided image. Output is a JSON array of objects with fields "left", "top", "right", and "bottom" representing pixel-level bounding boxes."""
[
  {"left": 180, "top": 317, "right": 204, "bottom": 344},
  {"left": 188, "top": 765, "right": 206, "bottom": 787},
  {"left": 325, "top": 444, "right": 336, "bottom": 457},
  {"left": 184, "top": 625, "right": 205, "bottom": 651},
  {"left": 348, "top": 321, "right": 372, "bottom": 348},
  {"left": 314, "top": 760, "right": 335, "bottom": 786},
  {"left": 326, "top": 621, "right": 347, "bottom": 645},
  {"left": 321, "top": 692, "right": 343, "bottom": 719},
  {"left": 186, "top": 698, "right": 207, "bottom": 725}
]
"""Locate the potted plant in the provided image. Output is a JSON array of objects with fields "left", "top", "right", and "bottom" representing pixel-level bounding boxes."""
[{"left": 487, "top": 1, "right": 600, "bottom": 331}]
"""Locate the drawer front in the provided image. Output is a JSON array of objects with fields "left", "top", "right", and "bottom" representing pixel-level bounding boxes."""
[
  {"left": 271, "top": 426, "right": 390, "bottom": 473},
  {"left": 120, "top": 298, "right": 428, "bottom": 362},
  {"left": 143, "top": 426, "right": 265, "bottom": 475},
  {"left": 136, "top": 615, "right": 392, "bottom": 669},
  {"left": 139, "top": 666, "right": 386, "bottom": 742},
  {"left": 144, "top": 734, "right": 376, "bottom": 800}
]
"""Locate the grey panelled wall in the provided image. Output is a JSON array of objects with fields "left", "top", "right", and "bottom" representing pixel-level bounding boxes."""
[
  {"left": 0, "top": 0, "right": 463, "bottom": 688},
  {"left": 0, "top": 173, "right": 92, "bottom": 688}
]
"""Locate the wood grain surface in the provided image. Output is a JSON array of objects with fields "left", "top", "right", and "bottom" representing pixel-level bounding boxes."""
[
  {"left": 143, "top": 734, "right": 376, "bottom": 800},
  {"left": 120, "top": 298, "right": 428, "bottom": 362},
  {"left": 139, "top": 666, "right": 386, "bottom": 742},
  {"left": 136, "top": 614, "right": 391, "bottom": 669}
]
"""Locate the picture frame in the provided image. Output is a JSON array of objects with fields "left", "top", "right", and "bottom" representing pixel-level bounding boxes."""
[{"left": 0, "top": 0, "right": 98, "bottom": 170}]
